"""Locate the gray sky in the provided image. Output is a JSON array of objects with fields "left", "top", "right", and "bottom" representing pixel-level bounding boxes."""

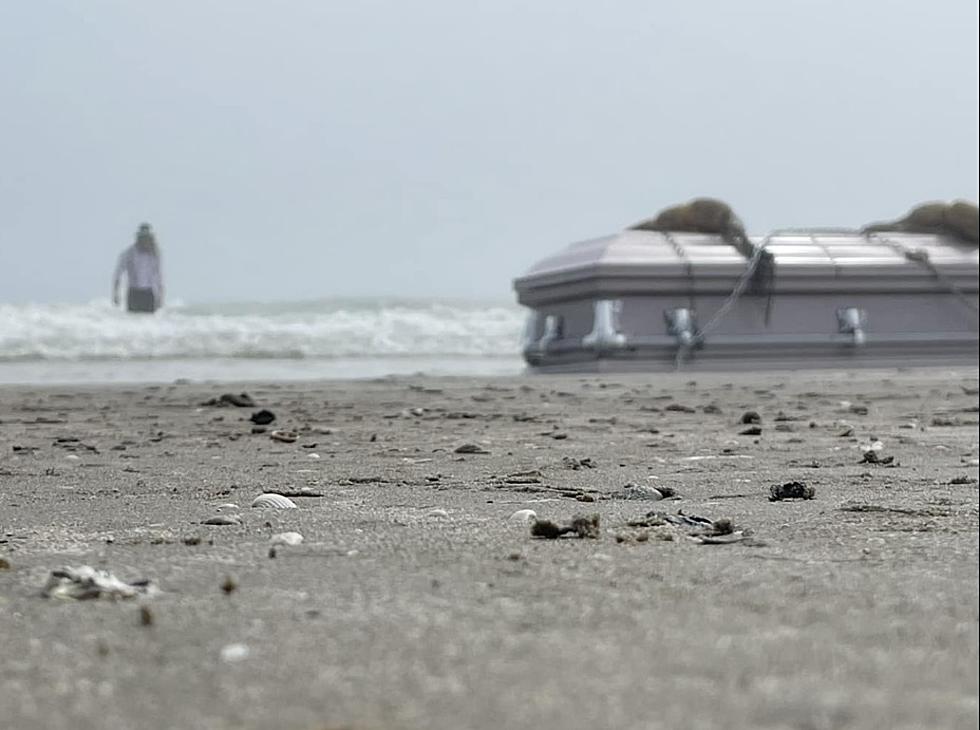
[{"left": 1, "top": 0, "right": 977, "bottom": 304}]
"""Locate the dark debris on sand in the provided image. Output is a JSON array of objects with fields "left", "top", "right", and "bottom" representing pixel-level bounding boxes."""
[
  {"left": 249, "top": 409, "right": 276, "bottom": 425},
  {"left": 201, "top": 393, "right": 257, "bottom": 408},
  {"left": 626, "top": 510, "right": 764, "bottom": 546},
  {"left": 562, "top": 456, "right": 596, "bottom": 470},
  {"left": 740, "top": 411, "right": 762, "bottom": 424},
  {"left": 860, "top": 450, "right": 895, "bottom": 465},
  {"left": 454, "top": 443, "right": 491, "bottom": 455},
  {"left": 769, "top": 481, "right": 816, "bottom": 501},
  {"left": 530, "top": 514, "right": 601, "bottom": 539}
]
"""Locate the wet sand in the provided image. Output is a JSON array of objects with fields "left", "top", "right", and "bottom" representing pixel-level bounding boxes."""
[{"left": 0, "top": 369, "right": 978, "bottom": 730}]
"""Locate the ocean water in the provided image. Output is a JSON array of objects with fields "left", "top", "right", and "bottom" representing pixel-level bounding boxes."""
[{"left": 0, "top": 298, "right": 528, "bottom": 384}]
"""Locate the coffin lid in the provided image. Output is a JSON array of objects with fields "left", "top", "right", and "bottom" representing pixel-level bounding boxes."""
[{"left": 514, "top": 229, "right": 979, "bottom": 293}]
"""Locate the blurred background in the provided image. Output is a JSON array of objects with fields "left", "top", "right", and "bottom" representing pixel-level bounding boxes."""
[{"left": 1, "top": 0, "right": 977, "bottom": 381}]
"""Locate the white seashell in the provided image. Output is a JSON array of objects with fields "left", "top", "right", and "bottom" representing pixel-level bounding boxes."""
[
  {"left": 251, "top": 493, "right": 297, "bottom": 509},
  {"left": 270, "top": 531, "right": 304, "bottom": 547},
  {"left": 307, "top": 453, "right": 320, "bottom": 459},
  {"left": 41, "top": 565, "right": 157, "bottom": 600},
  {"left": 65, "top": 454, "right": 80, "bottom": 461},
  {"left": 427, "top": 508, "right": 449, "bottom": 519},
  {"left": 220, "top": 643, "right": 250, "bottom": 662},
  {"left": 509, "top": 509, "right": 537, "bottom": 524},
  {"left": 215, "top": 503, "right": 240, "bottom": 511}
]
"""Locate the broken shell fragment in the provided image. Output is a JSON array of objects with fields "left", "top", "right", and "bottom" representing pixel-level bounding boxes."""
[
  {"left": 509, "top": 509, "right": 538, "bottom": 524},
  {"left": 41, "top": 566, "right": 157, "bottom": 600},
  {"left": 251, "top": 493, "right": 298, "bottom": 509},
  {"left": 270, "top": 531, "right": 304, "bottom": 547},
  {"left": 611, "top": 484, "right": 664, "bottom": 501}
]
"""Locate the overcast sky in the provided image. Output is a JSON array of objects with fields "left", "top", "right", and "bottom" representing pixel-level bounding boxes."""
[{"left": 1, "top": 0, "right": 977, "bottom": 304}]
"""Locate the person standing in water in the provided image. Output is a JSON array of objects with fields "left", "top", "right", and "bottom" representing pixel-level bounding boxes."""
[{"left": 112, "top": 223, "right": 164, "bottom": 313}]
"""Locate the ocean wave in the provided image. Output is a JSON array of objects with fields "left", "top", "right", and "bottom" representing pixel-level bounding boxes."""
[{"left": 0, "top": 299, "right": 527, "bottom": 361}]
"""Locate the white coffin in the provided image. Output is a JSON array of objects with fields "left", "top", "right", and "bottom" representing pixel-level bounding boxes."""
[{"left": 513, "top": 230, "right": 979, "bottom": 371}]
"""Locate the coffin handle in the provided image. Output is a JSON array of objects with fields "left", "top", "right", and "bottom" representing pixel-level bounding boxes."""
[
  {"left": 837, "top": 307, "right": 867, "bottom": 346},
  {"left": 583, "top": 300, "right": 627, "bottom": 353},
  {"left": 665, "top": 307, "right": 697, "bottom": 348}
]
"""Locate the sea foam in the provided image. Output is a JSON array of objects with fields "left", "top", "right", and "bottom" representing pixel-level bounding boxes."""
[{"left": 0, "top": 298, "right": 525, "bottom": 362}]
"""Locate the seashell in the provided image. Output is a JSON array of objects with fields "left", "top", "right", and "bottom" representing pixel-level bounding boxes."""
[
  {"left": 857, "top": 440, "right": 884, "bottom": 452},
  {"left": 203, "top": 514, "right": 243, "bottom": 526},
  {"left": 270, "top": 531, "right": 304, "bottom": 546},
  {"left": 41, "top": 565, "right": 157, "bottom": 600},
  {"left": 307, "top": 453, "right": 320, "bottom": 459},
  {"left": 509, "top": 509, "right": 537, "bottom": 524},
  {"left": 269, "top": 430, "right": 298, "bottom": 443},
  {"left": 251, "top": 493, "right": 297, "bottom": 509},
  {"left": 65, "top": 454, "right": 80, "bottom": 461},
  {"left": 427, "top": 508, "right": 449, "bottom": 519},
  {"left": 220, "top": 643, "right": 250, "bottom": 662}
]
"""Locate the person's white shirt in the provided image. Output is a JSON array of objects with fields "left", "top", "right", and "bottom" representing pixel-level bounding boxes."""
[{"left": 113, "top": 245, "right": 163, "bottom": 304}]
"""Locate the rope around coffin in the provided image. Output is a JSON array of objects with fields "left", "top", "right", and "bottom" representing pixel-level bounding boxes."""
[
  {"left": 674, "top": 237, "right": 773, "bottom": 368},
  {"left": 868, "top": 234, "right": 979, "bottom": 315}
]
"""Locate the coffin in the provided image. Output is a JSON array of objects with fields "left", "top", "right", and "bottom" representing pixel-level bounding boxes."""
[{"left": 513, "top": 229, "right": 979, "bottom": 371}]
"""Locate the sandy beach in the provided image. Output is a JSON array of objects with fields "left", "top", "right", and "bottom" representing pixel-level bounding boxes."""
[{"left": 0, "top": 368, "right": 977, "bottom": 730}]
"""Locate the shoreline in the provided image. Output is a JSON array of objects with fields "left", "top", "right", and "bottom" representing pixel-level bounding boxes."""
[{"left": 0, "top": 355, "right": 526, "bottom": 386}]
